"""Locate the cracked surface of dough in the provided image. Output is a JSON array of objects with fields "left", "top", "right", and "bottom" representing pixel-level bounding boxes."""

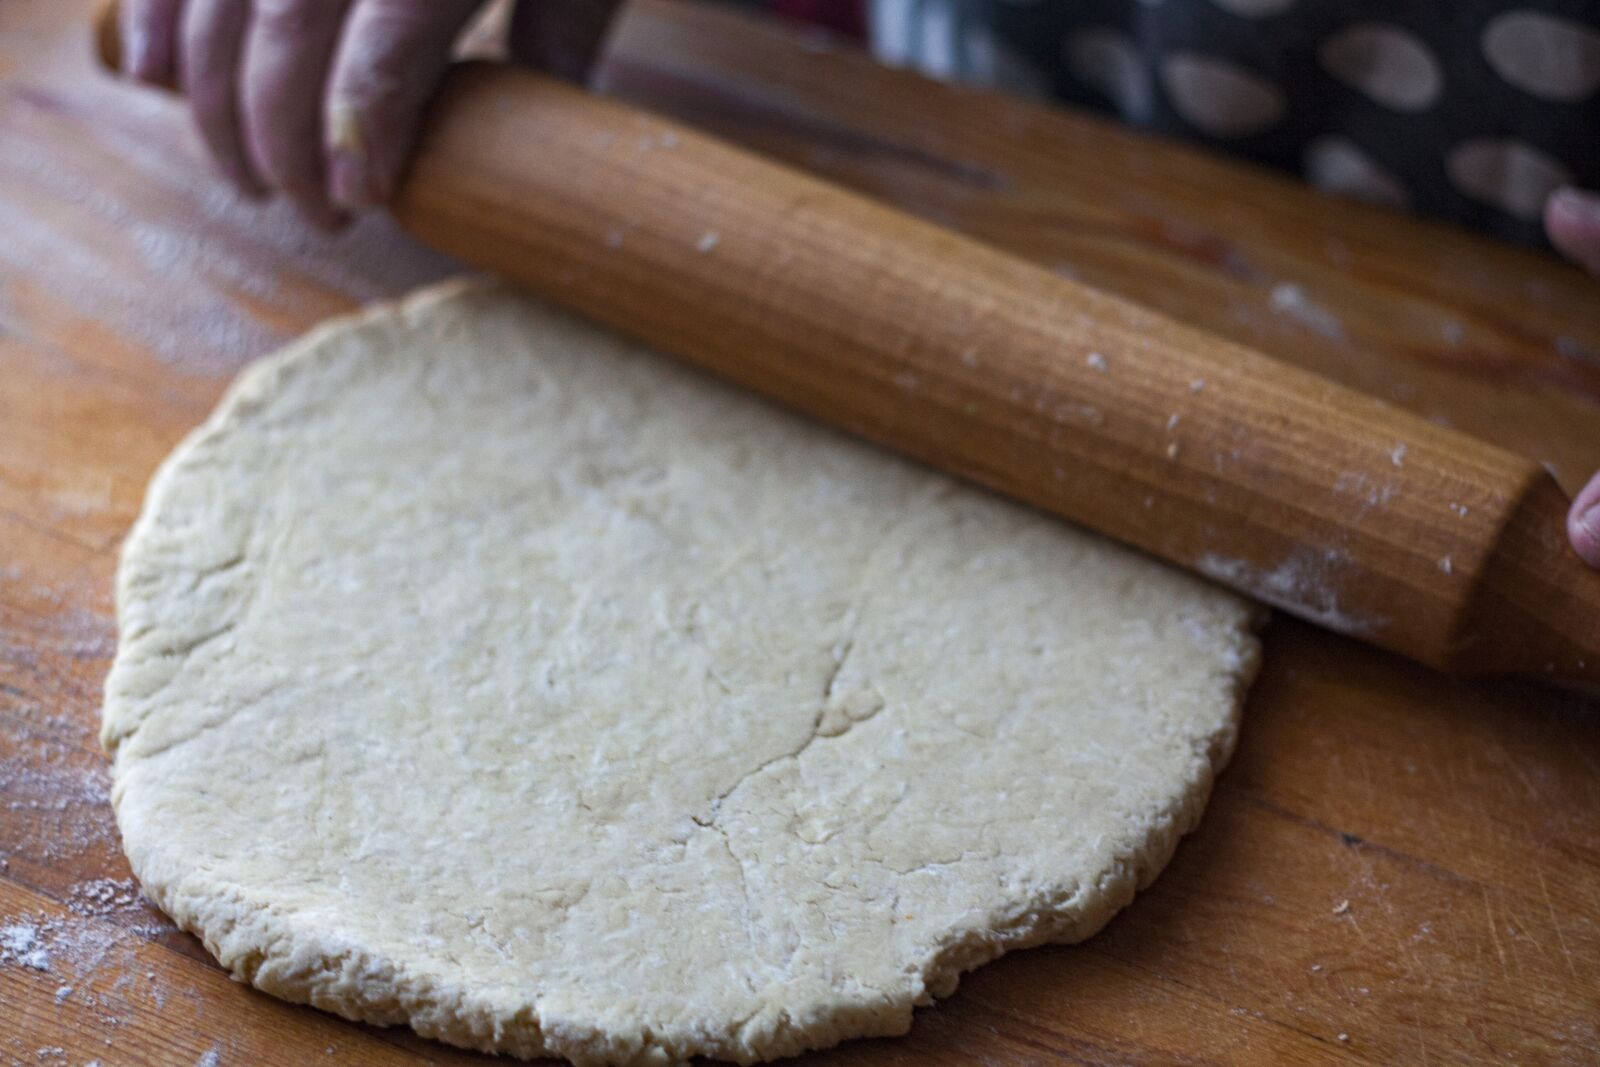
[{"left": 103, "top": 279, "right": 1260, "bottom": 1065}]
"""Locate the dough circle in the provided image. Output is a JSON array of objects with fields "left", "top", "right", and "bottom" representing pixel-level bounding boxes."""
[{"left": 104, "top": 280, "right": 1259, "bottom": 1065}]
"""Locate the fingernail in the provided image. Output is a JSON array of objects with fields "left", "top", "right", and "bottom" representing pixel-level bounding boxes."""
[{"left": 326, "top": 100, "right": 380, "bottom": 209}]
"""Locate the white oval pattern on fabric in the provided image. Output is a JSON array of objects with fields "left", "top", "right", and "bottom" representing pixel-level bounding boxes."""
[
  {"left": 1064, "top": 28, "right": 1153, "bottom": 121},
  {"left": 1447, "top": 139, "right": 1573, "bottom": 220},
  {"left": 1303, "top": 136, "right": 1410, "bottom": 208},
  {"left": 1210, "top": 0, "right": 1296, "bottom": 16},
  {"left": 1161, "top": 53, "right": 1286, "bottom": 137},
  {"left": 1483, "top": 11, "right": 1600, "bottom": 102},
  {"left": 1318, "top": 23, "right": 1443, "bottom": 112}
]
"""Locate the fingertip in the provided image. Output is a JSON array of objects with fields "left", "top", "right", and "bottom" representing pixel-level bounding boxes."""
[
  {"left": 270, "top": 177, "right": 349, "bottom": 231},
  {"left": 1547, "top": 186, "right": 1600, "bottom": 224},
  {"left": 325, "top": 100, "right": 386, "bottom": 210},
  {"left": 228, "top": 162, "right": 270, "bottom": 200},
  {"left": 122, "top": 0, "right": 185, "bottom": 85},
  {"left": 124, "top": 21, "right": 165, "bottom": 83},
  {"left": 1570, "top": 508, "right": 1600, "bottom": 569},
  {"left": 327, "top": 151, "right": 362, "bottom": 210},
  {"left": 199, "top": 128, "right": 269, "bottom": 201},
  {"left": 1546, "top": 187, "right": 1600, "bottom": 276},
  {"left": 122, "top": 21, "right": 147, "bottom": 77},
  {"left": 298, "top": 195, "right": 352, "bottom": 233},
  {"left": 1570, "top": 477, "right": 1600, "bottom": 570},
  {"left": 327, "top": 150, "right": 386, "bottom": 211}
]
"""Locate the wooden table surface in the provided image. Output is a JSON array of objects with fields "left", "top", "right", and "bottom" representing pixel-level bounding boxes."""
[{"left": 3, "top": 1, "right": 1599, "bottom": 1063}]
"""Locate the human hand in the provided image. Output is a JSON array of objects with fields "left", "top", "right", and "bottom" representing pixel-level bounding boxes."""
[
  {"left": 120, "top": 0, "right": 623, "bottom": 229},
  {"left": 1542, "top": 188, "right": 1600, "bottom": 569}
]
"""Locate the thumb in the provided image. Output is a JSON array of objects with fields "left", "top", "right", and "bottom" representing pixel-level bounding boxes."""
[{"left": 509, "top": 0, "right": 625, "bottom": 83}]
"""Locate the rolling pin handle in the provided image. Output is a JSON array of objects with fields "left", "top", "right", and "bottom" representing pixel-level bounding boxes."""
[{"left": 1454, "top": 473, "right": 1600, "bottom": 686}]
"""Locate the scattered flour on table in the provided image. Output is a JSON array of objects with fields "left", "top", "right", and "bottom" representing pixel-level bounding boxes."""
[
  {"left": 1, "top": 515, "right": 181, "bottom": 1049},
  {"left": 0, "top": 905, "right": 175, "bottom": 1044},
  {"left": 2, "top": 717, "right": 117, "bottom": 864},
  {"left": 0, "top": 915, "right": 119, "bottom": 979},
  {"left": 0, "top": 120, "right": 455, "bottom": 378},
  {"left": 0, "top": 574, "right": 151, "bottom": 891},
  {"left": 67, "top": 879, "right": 145, "bottom": 922},
  {"left": 1, "top": 923, "right": 51, "bottom": 971}
]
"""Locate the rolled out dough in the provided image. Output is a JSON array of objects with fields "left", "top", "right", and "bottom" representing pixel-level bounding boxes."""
[{"left": 104, "top": 279, "right": 1260, "bottom": 1065}]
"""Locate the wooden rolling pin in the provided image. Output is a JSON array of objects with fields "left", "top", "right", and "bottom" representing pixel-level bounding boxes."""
[{"left": 96, "top": 20, "right": 1600, "bottom": 686}]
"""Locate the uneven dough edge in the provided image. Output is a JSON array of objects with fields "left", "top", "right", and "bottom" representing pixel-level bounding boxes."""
[
  {"left": 101, "top": 280, "right": 490, "bottom": 757},
  {"left": 123, "top": 724, "right": 1249, "bottom": 1067},
  {"left": 102, "top": 278, "right": 1262, "bottom": 1066}
]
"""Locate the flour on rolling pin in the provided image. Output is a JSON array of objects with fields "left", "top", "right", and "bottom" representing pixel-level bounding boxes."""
[
  {"left": 383, "top": 65, "right": 1600, "bottom": 685},
  {"left": 1198, "top": 549, "right": 1380, "bottom": 635}
]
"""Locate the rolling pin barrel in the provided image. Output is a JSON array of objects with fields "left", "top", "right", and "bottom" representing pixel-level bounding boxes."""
[
  {"left": 393, "top": 66, "right": 1600, "bottom": 685},
  {"left": 91, "top": 0, "right": 1600, "bottom": 687}
]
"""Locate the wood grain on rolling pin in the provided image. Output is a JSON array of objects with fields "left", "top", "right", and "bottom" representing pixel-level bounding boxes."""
[
  {"left": 392, "top": 65, "right": 1600, "bottom": 683},
  {"left": 13, "top": 5, "right": 1599, "bottom": 1063}
]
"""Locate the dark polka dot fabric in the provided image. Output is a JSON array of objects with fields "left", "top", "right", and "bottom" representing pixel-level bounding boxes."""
[{"left": 740, "top": 0, "right": 1600, "bottom": 248}]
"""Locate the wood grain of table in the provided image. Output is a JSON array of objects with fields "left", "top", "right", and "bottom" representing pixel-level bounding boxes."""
[{"left": 2, "top": 1, "right": 1598, "bottom": 1064}]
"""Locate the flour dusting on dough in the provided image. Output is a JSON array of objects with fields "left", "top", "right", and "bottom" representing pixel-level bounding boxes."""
[{"left": 103, "top": 280, "right": 1260, "bottom": 1065}]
